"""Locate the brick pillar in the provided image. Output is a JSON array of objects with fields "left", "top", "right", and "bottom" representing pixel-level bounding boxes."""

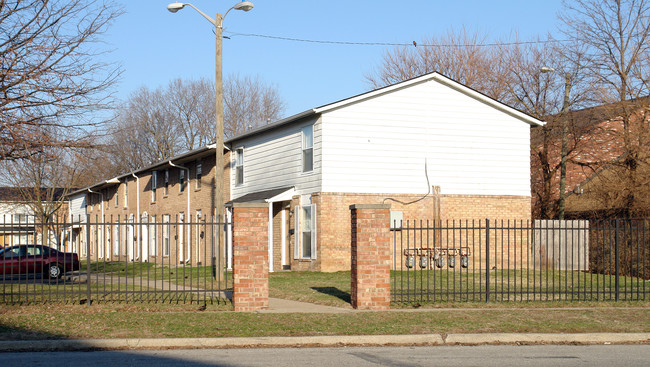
[
  {"left": 350, "top": 204, "right": 391, "bottom": 310},
  {"left": 231, "top": 203, "right": 269, "bottom": 312}
]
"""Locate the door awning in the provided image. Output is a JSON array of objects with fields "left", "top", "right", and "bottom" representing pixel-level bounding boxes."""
[{"left": 227, "top": 187, "right": 295, "bottom": 205}]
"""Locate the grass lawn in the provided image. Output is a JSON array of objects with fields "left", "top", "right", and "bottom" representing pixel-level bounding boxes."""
[
  {"left": 0, "top": 304, "right": 649, "bottom": 340},
  {"left": 268, "top": 270, "right": 650, "bottom": 307},
  {"left": 0, "top": 270, "right": 648, "bottom": 340}
]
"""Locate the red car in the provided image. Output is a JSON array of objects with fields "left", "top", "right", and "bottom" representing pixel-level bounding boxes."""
[{"left": 0, "top": 244, "right": 80, "bottom": 279}]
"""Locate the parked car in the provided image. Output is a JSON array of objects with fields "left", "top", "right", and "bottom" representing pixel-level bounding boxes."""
[{"left": 0, "top": 244, "right": 80, "bottom": 279}]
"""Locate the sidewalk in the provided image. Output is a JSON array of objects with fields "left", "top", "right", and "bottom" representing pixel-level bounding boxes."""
[{"left": 1, "top": 333, "right": 648, "bottom": 352}]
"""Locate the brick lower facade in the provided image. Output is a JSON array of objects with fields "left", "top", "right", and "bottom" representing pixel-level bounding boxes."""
[{"left": 310, "top": 192, "right": 531, "bottom": 272}]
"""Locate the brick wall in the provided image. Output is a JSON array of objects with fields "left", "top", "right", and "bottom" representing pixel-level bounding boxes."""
[
  {"left": 315, "top": 192, "right": 531, "bottom": 272},
  {"left": 82, "top": 149, "right": 229, "bottom": 266},
  {"left": 231, "top": 203, "right": 269, "bottom": 312},
  {"left": 350, "top": 204, "right": 391, "bottom": 310}
]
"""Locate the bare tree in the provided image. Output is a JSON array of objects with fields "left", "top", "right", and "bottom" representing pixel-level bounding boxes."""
[
  {"left": 0, "top": 147, "right": 86, "bottom": 247},
  {"left": 109, "top": 86, "right": 180, "bottom": 171},
  {"left": 223, "top": 73, "right": 286, "bottom": 138},
  {"left": 0, "top": 0, "right": 122, "bottom": 161},
  {"left": 166, "top": 78, "right": 215, "bottom": 150},
  {"left": 364, "top": 27, "right": 503, "bottom": 98},
  {"left": 560, "top": 0, "right": 650, "bottom": 217},
  {"left": 106, "top": 75, "right": 286, "bottom": 171}
]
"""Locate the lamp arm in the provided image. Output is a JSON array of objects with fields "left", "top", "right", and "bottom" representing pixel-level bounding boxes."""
[{"left": 184, "top": 3, "right": 218, "bottom": 26}]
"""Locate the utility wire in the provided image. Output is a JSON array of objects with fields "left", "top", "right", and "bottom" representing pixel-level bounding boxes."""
[{"left": 225, "top": 31, "right": 567, "bottom": 48}]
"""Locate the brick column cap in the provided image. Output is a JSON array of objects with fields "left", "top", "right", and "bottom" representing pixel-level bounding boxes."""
[
  {"left": 227, "top": 202, "right": 268, "bottom": 209},
  {"left": 349, "top": 204, "right": 391, "bottom": 210}
]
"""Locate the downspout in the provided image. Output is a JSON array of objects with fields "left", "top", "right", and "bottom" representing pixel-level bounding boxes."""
[
  {"left": 169, "top": 161, "right": 191, "bottom": 264},
  {"left": 267, "top": 201, "right": 273, "bottom": 272},
  {"left": 131, "top": 173, "right": 140, "bottom": 260},
  {"left": 87, "top": 188, "right": 104, "bottom": 259}
]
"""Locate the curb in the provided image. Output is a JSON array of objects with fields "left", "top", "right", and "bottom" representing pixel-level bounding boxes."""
[{"left": 0, "top": 333, "right": 648, "bottom": 352}]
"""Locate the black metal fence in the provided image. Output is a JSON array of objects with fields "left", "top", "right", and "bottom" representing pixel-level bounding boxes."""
[
  {"left": 391, "top": 219, "right": 649, "bottom": 303},
  {"left": 0, "top": 215, "right": 232, "bottom": 305}
]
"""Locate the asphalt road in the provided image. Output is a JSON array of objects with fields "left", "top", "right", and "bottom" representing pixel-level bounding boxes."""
[{"left": 2, "top": 345, "right": 649, "bottom": 366}]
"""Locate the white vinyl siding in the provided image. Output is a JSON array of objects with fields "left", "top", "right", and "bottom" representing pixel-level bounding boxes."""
[
  {"left": 320, "top": 78, "right": 531, "bottom": 196},
  {"left": 230, "top": 116, "right": 321, "bottom": 200},
  {"left": 69, "top": 194, "right": 87, "bottom": 223}
]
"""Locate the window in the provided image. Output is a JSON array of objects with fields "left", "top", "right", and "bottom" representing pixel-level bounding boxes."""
[
  {"left": 180, "top": 169, "right": 186, "bottom": 193},
  {"left": 294, "top": 203, "right": 317, "bottom": 260},
  {"left": 150, "top": 215, "right": 157, "bottom": 257},
  {"left": 26, "top": 245, "right": 42, "bottom": 256},
  {"left": 179, "top": 212, "right": 185, "bottom": 263},
  {"left": 302, "top": 125, "right": 313, "bottom": 172},
  {"left": 163, "top": 215, "right": 170, "bottom": 257},
  {"left": 235, "top": 148, "right": 244, "bottom": 186},
  {"left": 123, "top": 179, "right": 128, "bottom": 208},
  {"left": 114, "top": 220, "right": 120, "bottom": 257},
  {"left": 164, "top": 169, "right": 169, "bottom": 196},
  {"left": 196, "top": 210, "right": 202, "bottom": 262},
  {"left": 151, "top": 170, "right": 157, "bottom": 202},
  {"left": 115, "top": 186, "right": 119, "bottom": 207},
  {"left": 12, "top": 214, "right": 28, "bottom": 223},
  {"left": 195, "top": 160, "right": 202, "bottom": 189}
]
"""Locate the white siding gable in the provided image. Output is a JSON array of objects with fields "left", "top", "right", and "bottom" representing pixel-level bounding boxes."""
[
  {"left": 0, "top": 203, "right": 34, "bottom": 224},
  {"left": 320, "top": 78, "right": 532, "bottom": 196},
  {"left": 230, "top": 116, "right": 322, "bottom": 200},
  {"left": 69, "top": 193, "right": 87, "bottom": 223}
]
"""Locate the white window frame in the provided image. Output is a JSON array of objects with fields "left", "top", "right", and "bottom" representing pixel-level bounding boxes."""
[
  {"left": 114, "top": 219, "right": 120, "bottom": 257},
  {"left": 164, "top": 169, "right": 169, "bottom": 196},
  {"left": 294, "top": 203, "right": 317, "bottom": 260},
  {"left": 151, "top": 170, "right": 157, "bottom": 202},
  {"left": 179, "top": 169, "right": 186, "bottom": 193},
  {"left": 196, "top": 210, "right": 202, "bottom": 263},
  {"left": 163, "top": 214, "right": 170, "bottom": 257},
  {"left": 235, "top": 147, "right": 244, "bottom": 186},
  {"left": 195, "top": 160, "right": 202, "bottom": 190},
  {"left": 150, "top": 215, "right": 157, "bottom": 257},
  {"left": 123, "top": 179, "right": 128, "bottom": 208},
  {"left": 302, "top": 125, "right": 314, "bottom": 173}
]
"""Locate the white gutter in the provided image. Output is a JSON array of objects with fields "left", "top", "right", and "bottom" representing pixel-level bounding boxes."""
[
  {"left": 87, "top": 188, "right": 104, "bottom": 259},
  {"left": 131, "top": 173, "right": 140, "bottom": 261},
  {"left": 169, "top": 161, "right": 191, "bottom": 264}
]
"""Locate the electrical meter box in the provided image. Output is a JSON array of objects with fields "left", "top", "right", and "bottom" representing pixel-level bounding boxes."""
[{"left": 390, "top": 210, "right": 403, "bottom": 230}]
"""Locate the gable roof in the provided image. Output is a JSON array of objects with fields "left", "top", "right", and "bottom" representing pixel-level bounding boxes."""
[
  {"left": 226, "top": 71, "right": 545, "bottom": 144},
  {"left": 0, "top": 187, "right": 66, "bottom": 203},
  {"left": 67, "top": 143, "right": 218, "bottom": 197}
]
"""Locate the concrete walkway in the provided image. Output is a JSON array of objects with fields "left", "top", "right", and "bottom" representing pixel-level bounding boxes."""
[
  {"left": 0, "top": 333, "right": 648, "bottom": 352},
  {"left": 265, "top": 298, "right": 354, "bottom": 313}
]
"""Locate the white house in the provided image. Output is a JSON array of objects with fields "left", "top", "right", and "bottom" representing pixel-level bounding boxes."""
[{"left": 225, "top": 72, "right": 544, "bottom": 272}]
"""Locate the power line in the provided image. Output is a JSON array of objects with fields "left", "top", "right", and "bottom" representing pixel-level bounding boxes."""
[{"left": 225, "top": 31, "right": 568, "bottom": 48}]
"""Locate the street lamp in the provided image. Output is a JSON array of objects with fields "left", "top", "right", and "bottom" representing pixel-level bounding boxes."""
[
  {"left": 168, "top": 1, "right": 254, "bottom": 283},
  {"left": 541, "top": 66, "right": 572, "bottom": 220}
]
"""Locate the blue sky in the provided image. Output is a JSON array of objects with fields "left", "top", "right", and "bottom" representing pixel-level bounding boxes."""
[{"left": 105, "top": 0, "right": 565, "bottom": 117}]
